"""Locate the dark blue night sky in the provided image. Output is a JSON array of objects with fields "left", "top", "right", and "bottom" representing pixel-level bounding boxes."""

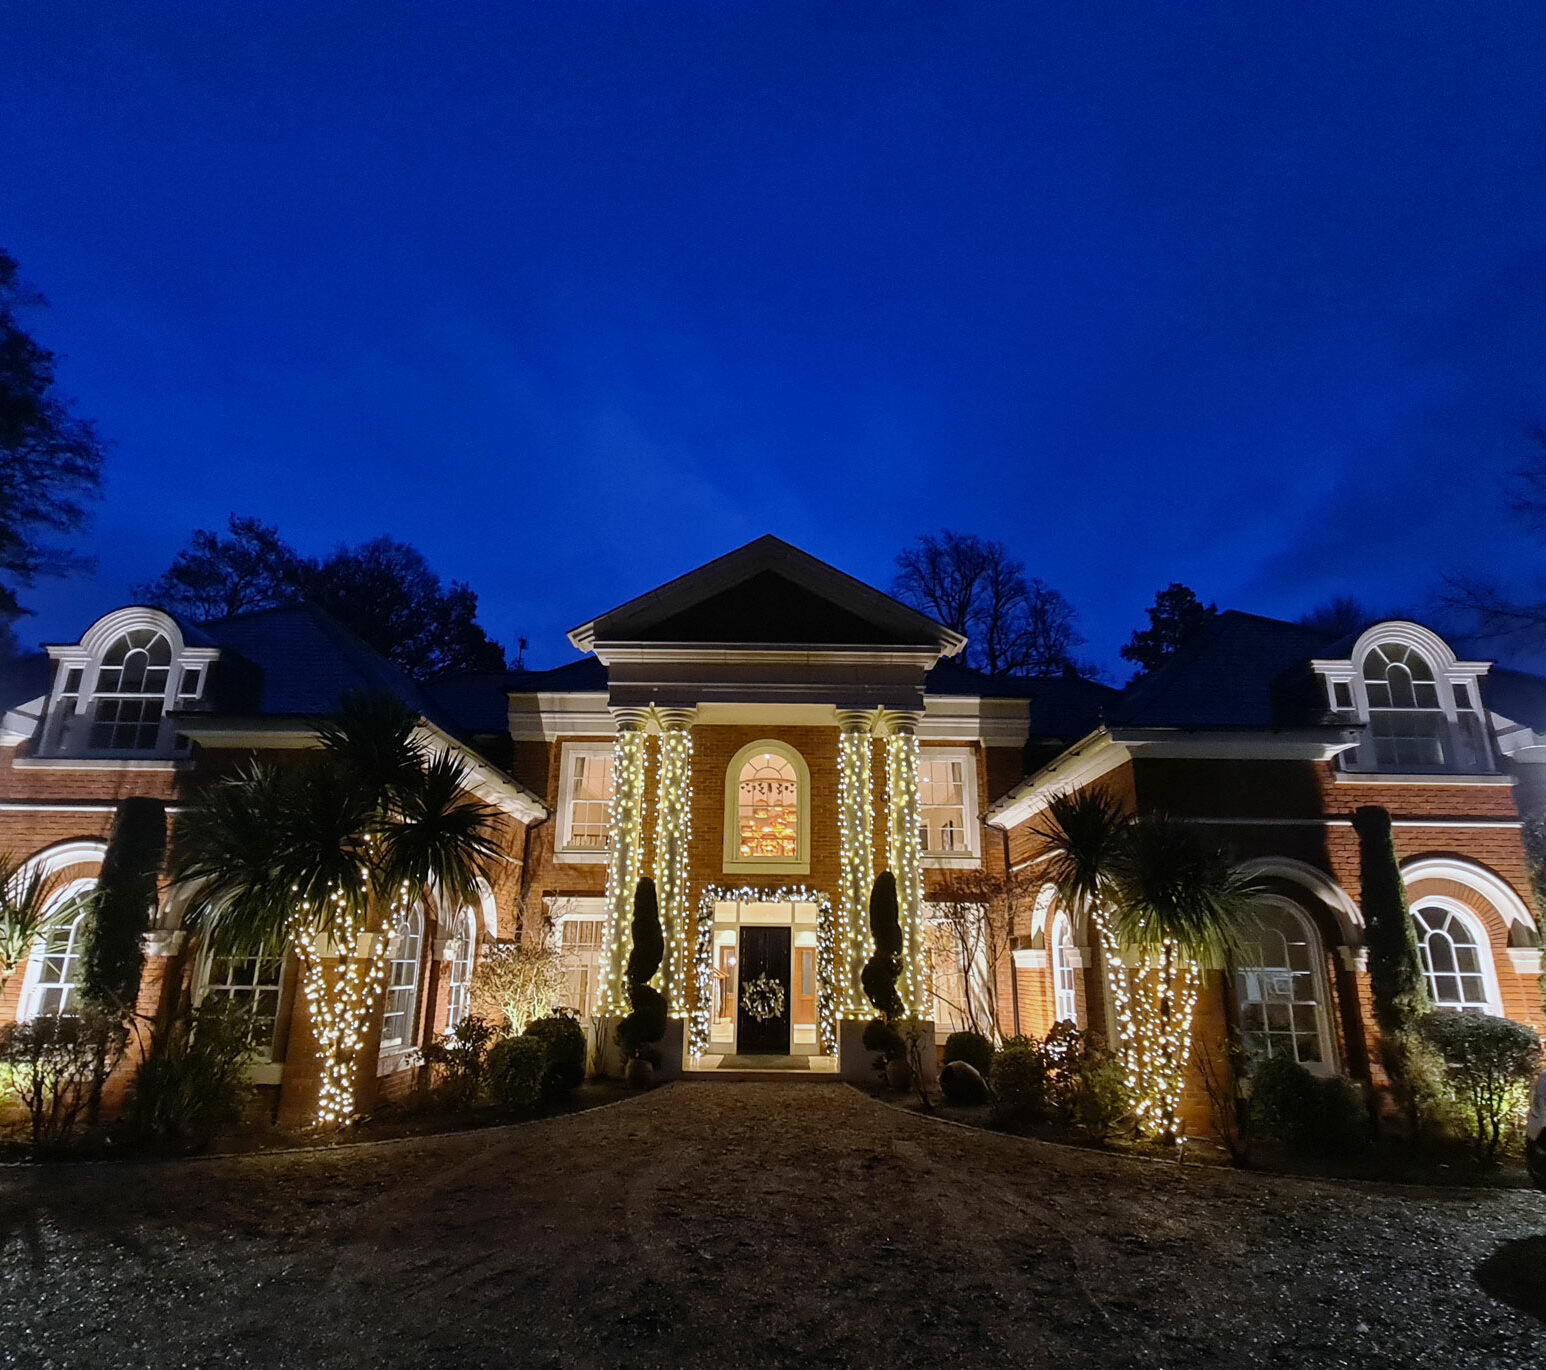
[{"left": 5, "top": 2, "right": 1546, "bottom": 675}]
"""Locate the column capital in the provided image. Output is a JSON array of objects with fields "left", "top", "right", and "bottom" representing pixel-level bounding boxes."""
[
  {"left": 609, "top": 706, "right": 651, "bottom": 733},
  {"left": 879, "top": 709, "right": 923, "bottom": 737},
  {"left": 835, "top": 708, "right": 876, "bottom": 734},
  {"left": 655, "top": 706, "right": 698, "bottom": 732}
]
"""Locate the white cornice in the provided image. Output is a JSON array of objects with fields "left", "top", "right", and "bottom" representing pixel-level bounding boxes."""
[
  {"left": 508, "top": 691, "right": 613, "bottom": 742},
  {"left": 412, "top": 721, "right": 546, "bottom": 825},
  {"left": 919, "top": 696, "right": 1030, "bottom": 746},
  {"left": 589, "top": 642, "right": 945, "bottom": 669}
]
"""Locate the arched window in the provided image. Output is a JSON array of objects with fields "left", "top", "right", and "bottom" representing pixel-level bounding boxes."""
[
  {"left": 1361, "top": 642, "right": 1447, "bottom": 769},
  {"left": 1413, "top": 903, "right": 1494, "bottom": 1013},
  {"left": 90, "top": 629, "right": 174, "bottom": 752},
  {"left": 723, "top": 742, "right": 810, "bottom": 871},
  {"left": 1051, "top": 913, "right": 1079, "bottom": 1026},
  {"left": 26, "top": 893, "right": 92, "bottom": 1016},
  {"left": 445, "top": 908, "right": 476, "bottom": 1029},
  {"left": 381, "top": 907, "right": 424, "bottom": 1048},
  {"left": 1233, "top": 901, "right": 1333, "bottom": 1071},
  {"left": 201, "top": 946, "right": 285, "bottom": 1059}
]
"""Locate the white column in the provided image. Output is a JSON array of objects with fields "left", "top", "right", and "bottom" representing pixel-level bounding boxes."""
[
  {"left": 652, "top": 706, "right": 695, "bottom": 1014},
  {"left": 836, "top": 709, "right": 875, "bottom": 1016},
  {"left": 598, "top": 707, "right": 651, "bottom": 1014},
  {"left": 882, "top": 710, "right": 925, "bottom": 1015}
]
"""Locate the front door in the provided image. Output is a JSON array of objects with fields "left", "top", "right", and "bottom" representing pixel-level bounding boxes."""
[{"left": 736, "top": 925, "right": 791, "bottom": 1055}]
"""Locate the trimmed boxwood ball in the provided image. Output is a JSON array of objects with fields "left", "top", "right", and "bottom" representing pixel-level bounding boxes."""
[
  {"left": 523, "top": 1014, "right": 586, "bottom": 1095},
  {"left": 487, "top": 1035, "right": 547, "bottom": 1113},
  {"left": 940, "top": 1059, "right": 989, "bottom": 1106},
  {"left": 943, "top": 1030, "right": 993, "bottom": 1078}
]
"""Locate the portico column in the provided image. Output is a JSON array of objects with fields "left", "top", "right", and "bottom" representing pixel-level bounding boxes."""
[
  {"left": 836, "top": 709, "right": 876, "bottom": 1015},
  {"left": 599, "top": 707, "right": 651, "bottom": 1014},
  {"left": 881, "top": 709, "right": 926, "bottom": 1015},
  {"left": 652, "top": 706, "right": 696, "bottom": 1013}
]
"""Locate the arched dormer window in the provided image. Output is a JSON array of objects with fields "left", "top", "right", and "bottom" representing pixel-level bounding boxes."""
[
  {"left": 43, "top": 609, "right": 217, "bottom": 758},
  {"left": 723, "top": 741, "right": 810, "bottom": 874},
  {"left": 1313, "top": 623, "right": 1493, "bottom": 776}
]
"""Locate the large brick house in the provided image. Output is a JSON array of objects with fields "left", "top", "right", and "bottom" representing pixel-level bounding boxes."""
[{"left": 1, "top": 535, "right": 1542, "bottom": 1128}]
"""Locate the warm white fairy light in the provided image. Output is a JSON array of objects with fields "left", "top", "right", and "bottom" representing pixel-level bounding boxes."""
[
  {"left": 597, "top": 717, "right": 650, "bottom": 1014},
  {"left": 835, "top": 713, "right": 874, "bottom": 1016},
  {"left": 653, "top": 713, "right": 694, "bottom": 1010},
  {"left": 884, "top": 721, "right": 925, "bottom": 1013},
  {"left": 689, "top": 884, "right": 838, "bottom": 1057}
]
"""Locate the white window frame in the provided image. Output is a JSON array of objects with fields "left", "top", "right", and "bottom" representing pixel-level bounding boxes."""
[
  {"left": 554, "top": 896, "right": 608, "bottom": 1020},
  {"left": 1051, "top": 911, "right": 1080, "bottom": 1026},
  {"left": 555, "top": 742, "right": 615, "bottom": 865},
  {"left": 917, "top": 746, "right": 981, "bottom": 868},
  {"left": 444, "top": 907, "right": 477, "bottom": 1030},
  {"left": 380, "top": 906, "right": 425, "bottom": 1054},
  {"left": 1231, "top": 897, "right": 1336, "bottom": 1077},
  {"left": 1411, "top": 897, "right": 1503, "bottom": 1016},
  {"left": 722, "top": 739, "right": 811, "bottom": 875},
  {"left": 19, "top": 883, "right": 95, "bottom": 1018},
  {"left": 194, "top": 943, "right": 287, "bottom": 1065}
]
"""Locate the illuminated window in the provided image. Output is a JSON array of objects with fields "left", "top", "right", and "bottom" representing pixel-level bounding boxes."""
[
  {"left": 1051, "top": 913, "right": 1079, "bottom": 1025},
  {"left": 1233, "top": 902, "right": 1331, "bottom": 1070},
  {"left": 559, "top": 745, "right": 614, "bottom": 853},
  {"left": 381, "top": 907, "right": 424, "bottom": 1048},
  {"left": 918, "top": 754, "right": 970, "bottom": 854},
  {"left": 445, "top": 908, "right": 477, "bottom": 1029},
  {"left": 1413, "top": 904, "right": 1493, "bottom": 1013},
  {"left": 201, "top": 948, "right": 285, "bottom": 1059},
  {"left": 737, "top": 752, "right": 799, "bottom": 860},
  {"left": 560, "top": 914, "right": 604, "bottom": 1017},
  {"left": 26, "top": 894, "right": 91, "bottom": 1016}
]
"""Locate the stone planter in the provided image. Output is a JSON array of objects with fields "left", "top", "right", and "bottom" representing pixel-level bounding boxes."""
[{"left": 625, "top": 1057, "right": 655, "bottom": 1089}]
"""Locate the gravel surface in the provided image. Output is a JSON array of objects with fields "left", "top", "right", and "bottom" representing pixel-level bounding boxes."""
[{"left": 0, "top": 1081, "right": 1543, "bottom": 1369}]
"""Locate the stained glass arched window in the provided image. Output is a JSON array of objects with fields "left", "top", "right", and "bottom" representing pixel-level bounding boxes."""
[{"left": 736, "top": 751, "right": 800, "bottom": 861}]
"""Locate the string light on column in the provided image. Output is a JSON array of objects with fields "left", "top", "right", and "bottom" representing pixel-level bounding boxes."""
[
  {"left": 883, "top": 713, "right": 924, "bottom": 1013},
  {"left": 653, "top": 709, "right": 695, "bottom": 1012},
  {"left": 835, "top": 711, "right": 875, "bottom": 1017},
  {"left": 598, "top": 712, "right": 650, "bottom": 1014}
]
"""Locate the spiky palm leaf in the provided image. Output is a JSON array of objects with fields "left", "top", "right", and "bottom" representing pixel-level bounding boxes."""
[
  {"left": 1029, "top": 788, "right": 1130, "bottom": 920},
  {"left": 1109, "top": 814, "right": 1264, "bottom": 964},
  {"left": 316, "top": 690, "right": 425, "bottom": 805},
  {"left": 0, "top": 853, "right": 60, "bottom": 986},
  {"left": 379, "top": 749, "right": 505, "bottom": 914}
]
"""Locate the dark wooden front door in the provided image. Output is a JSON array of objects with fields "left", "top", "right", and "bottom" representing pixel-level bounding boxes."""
[{"left": 736, "top": 925, "right": 792, "bottom": 1055}]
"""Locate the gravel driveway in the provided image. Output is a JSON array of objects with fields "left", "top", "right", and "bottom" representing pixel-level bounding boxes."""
[{"left": 0, "top": 1081, "right": 1542, "bottom": 1369}]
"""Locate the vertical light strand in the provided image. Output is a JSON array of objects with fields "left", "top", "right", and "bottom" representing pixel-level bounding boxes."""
[
  {"left": 884, "top": 714, "right": 925, "bottom": 1014},
  {"left": 652, "top": 708, "right": 695, "bottom": 1013},
  {"left": 598, "top": 711, "right": 650, "bottom": 1014},
  {"left": 835, "top": 711, "right": 874, "bottom": 1016}
]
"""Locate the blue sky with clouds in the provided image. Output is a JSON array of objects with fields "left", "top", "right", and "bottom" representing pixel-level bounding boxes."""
[{"left": 5, "top": 2, "right": 1546, "bottom": 674}]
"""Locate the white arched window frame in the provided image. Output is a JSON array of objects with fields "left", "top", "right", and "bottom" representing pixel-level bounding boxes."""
[
  {"left": 445, "top": 908, "right": 477, "bottom": 1030},
  {"left": 1411, "top": 898, "right": 1503, "bottom": 1016},
  {"left": 1051, "top": 912, "right": 1079, "bottom": 1026},
  {"left": 381, "top": 907, "right": 425, "bottom": 1050},
  {"left": 19, "top": 884, "right": 95, "bottom": 1017},
  {"left": 1232, "top": 898, "right": 1337, "bottom": 1076},
  {"left": 722, "top": 740, "right": 811, "bottom": 874},
  {"left": 1312, "top": 622, "right": 1492, "bottom": 776},
  {"left": 42, "top": 608, "right": 217, "bottom": 758}
]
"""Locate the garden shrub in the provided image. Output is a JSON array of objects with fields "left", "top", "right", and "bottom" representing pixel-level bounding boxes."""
[
  {"left": 486, "top": 1034, "right": 548, "bottom": 1114},
  {"left": 1418, "top": 1011, "right": 1542, "bottom": 1160},
  {"left": 1249, "top": 1055, "right": 1369, "bottom": 1158},
  {"left": 1039, "top": 1022, "right": 1130, "bottom": 1138},
  {"left": 989, "top": 1040, "right": 1048, "bottom": 1126},
  {"left": 523, "top": 1013, "right": 586, "bottom": 1096},
  {"left": 943, "top": 1030, "right": 993, "bottom": 1078},
  {"left": 861, "top": 872, "right": 904, "bottom": 1020},
  {"left": 421, "top": 1014, "right": 496, "bottom": 1111},
  {"left": 128, "top": 1001, "right": 255, "bottom": 1150},
  {"left": 862, "top": 1016, "right": 903, "bottom": 1061},
  {"left": 939, "top": 1059, "right": 989, "bottom": 1106},
  {"left": 617, "top": 878, "right": 668, "bottom": 1065},
  {"left": 0, "top": 1013, "right": 119, "bottom": 1151}
]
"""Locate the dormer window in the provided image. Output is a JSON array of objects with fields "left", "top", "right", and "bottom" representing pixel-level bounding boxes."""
[
  {"left": 1314, "top": 623, "right": 1494, "bottom": 777},
  {"left": 42, "top": 608, "right": 217, "bottom": 759}
]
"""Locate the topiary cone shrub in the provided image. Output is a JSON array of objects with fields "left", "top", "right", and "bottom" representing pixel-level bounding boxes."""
[
  {"left": 861, "top": 870, "right": 904, "bottom": 1020},
  {"left": 617, "top": 877, "right": 668, "bottom": 1072}
]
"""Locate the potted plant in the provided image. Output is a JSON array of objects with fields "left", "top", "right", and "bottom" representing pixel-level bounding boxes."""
[{"left": 617, "top": 877, "right": 668, "bottom": 1087}]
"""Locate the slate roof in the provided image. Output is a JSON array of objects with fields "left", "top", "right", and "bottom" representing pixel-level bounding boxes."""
[
  {"left": 1486, "top": 666, "right": 1546, "bottom": 731},
  {"left": 1106, "top": 610, "right": 1341, "bottom": 730},
  {"left": 426, "top": 658, "right": 608, "bottom": 735},
  {"left": 924, "top": 658, "right": 1119, "bottom": 740},
  {"left": 0, "top": 653, "right": 54, "bottom": 715}
]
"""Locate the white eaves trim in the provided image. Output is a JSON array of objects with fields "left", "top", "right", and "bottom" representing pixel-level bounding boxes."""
[
  {"left": 919, "top": 695, "right": 1030, "bottom": 746},
  {"left": 508, "top": 691, "right": 613, "bottom": 742},
  {"left": 412, "top": 721, "right": 546, "bottom": 825}
]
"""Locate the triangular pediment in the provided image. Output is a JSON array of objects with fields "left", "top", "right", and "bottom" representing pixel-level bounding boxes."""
[{"left": 568, "top": 535, "right": 964, "bottom": 655}]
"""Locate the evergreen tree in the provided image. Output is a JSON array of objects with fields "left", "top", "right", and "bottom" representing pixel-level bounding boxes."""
[
  {"left": 81, "top": 798, "right": 167, "bottom": 1019},
  {"left": 618, "top": 877, "right": 667, "bottom": 1058},
  {"left": 861, "top": 871, "right": 904, "bottom": 1020},
  {"left": 1120, "top": 583, "right": 1217, "bottom": 679}
]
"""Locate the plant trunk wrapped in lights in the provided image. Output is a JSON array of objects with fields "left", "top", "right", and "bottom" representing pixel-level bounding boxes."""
[
  {"left": 1034, "top": 791, "right": 1261, "bottom": 1144},
  {"left": 171, "top": 692, "right": 505, "bottom": 1127}
]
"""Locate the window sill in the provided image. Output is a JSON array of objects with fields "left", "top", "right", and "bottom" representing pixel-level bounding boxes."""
[
  {"left": 376, "top": 1047, "right": 418, "bottom": 1078},
  {"left": 554, "top": 848, "right": 610, "bottom": 865},
  {"left": 722, "top": 859, "right": 811, "bottom": 877},
  {"left": 1333, "top": 770, "right": 1511, "bottom": 786},
  {"left": 12, "top": 755, "right": 193, "bottom": 771},
  {"left": 922, "top": 852, "right": 982, "bottom": 870}
]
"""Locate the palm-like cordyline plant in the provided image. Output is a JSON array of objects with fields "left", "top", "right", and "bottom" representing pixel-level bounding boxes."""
[
  {"left": 171, "top": 692, "right": 505, "bottom": 1124},
  {"left": 0, "top": 855, "right": 61, "bottom": 995},
  {"left": 1032, "top": 790, "right": 1264, "bottom": 1142}
]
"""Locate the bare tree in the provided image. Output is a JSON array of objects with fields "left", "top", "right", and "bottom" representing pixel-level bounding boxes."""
[
  {"left": 893, "top": 531, "right": 1086, "bottom": 677},
  {"left": 926, "top": 868, "right": 1032, "bottom": 1041}
]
